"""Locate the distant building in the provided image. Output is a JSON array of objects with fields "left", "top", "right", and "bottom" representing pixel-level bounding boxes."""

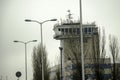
[
  {"left": 111, "top": 63, "right": 120, "bottom": 80},
  {"left": 84, "top": 58, "right": 112, "bottom": 80},
  {"left": 49, "top": 58, "right": 112, "bottom": 80}
]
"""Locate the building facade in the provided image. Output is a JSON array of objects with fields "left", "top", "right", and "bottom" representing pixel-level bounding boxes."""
[{"left": 53, "top": 21, "right": 112, "bottom": 80}]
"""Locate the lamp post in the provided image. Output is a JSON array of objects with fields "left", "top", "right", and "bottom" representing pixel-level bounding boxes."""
[
  {"left": 13, "top": 40, "right": 37, "bottom": 80},
  {"left": 25, "top": 18, "right": 57, "bottom": 80},
  {"left": 59, "top": 47, "right": 63, "bottom": 80},
  {"left": 79, "top": 0, "right": 85, "bottom": 80}
]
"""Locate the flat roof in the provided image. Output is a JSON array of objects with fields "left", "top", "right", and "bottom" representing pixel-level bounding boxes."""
[{"left": 62, "top": 22, "right": 96, "bottom": 26}]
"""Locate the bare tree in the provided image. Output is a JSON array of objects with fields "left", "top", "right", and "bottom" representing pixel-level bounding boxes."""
[
  {"left": 109, "top": 35, "right": 119, "bottom": 80},
  {"left": 32, "top": 43, "right": 50, "bottom": 80},
  {"left": 64, "top": 38, "right": 82, "bottom": 80},
  {"left": 64, "top": 27, "right": 107, "bottom": 80},
  {"left": 92, "top": 28, "right": 106, "bottom": 80}
]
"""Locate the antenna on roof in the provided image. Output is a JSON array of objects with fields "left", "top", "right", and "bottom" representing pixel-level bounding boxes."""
[
  {"left": 67, "top": 10, "right": 72, "bottom": 20},
  {"left": 66, "top": 10, "right": 73, "bottom": 23}
]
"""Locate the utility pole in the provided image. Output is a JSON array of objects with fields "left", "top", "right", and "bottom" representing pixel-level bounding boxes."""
[{"left": 79, "top": 0, "right": 85, "bottom": 80}]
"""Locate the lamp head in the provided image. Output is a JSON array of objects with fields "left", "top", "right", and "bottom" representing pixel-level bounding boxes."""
[
  {"left": 25, "top": 19, "right": 32, "bottom": 22},
  {"left": 59, "top": 47, "right": 63, "bottom": 50},
  {"left": 32, "top": 40, "right": 37, "bottom": 42},
  {"left": 50, "top": 19, "right": 57, "bottom": 21},
  {"left": 13, "top": 40, "right": 19, "bottom": 42}
]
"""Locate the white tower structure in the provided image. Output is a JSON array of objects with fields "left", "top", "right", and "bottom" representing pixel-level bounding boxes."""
[
  {"left": 53, "top": 21, "right": 99, "bottom": 79},
  {"left": 53, "top": 22, "right": 99, "bottom": 57}
]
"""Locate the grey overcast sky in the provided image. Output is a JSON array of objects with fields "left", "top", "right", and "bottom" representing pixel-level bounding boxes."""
[{"left": 0, "top": 0, "right": 120, "bottom": 80}]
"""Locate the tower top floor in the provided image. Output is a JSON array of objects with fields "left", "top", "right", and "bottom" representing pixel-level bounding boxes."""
[{"left": 53, "top": 22, "right": 98, "bottom": 40}]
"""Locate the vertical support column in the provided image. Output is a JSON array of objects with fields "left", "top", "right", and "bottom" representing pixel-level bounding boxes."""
[{"left": 60, "top": 40, "right": 65, "bottom": 80}]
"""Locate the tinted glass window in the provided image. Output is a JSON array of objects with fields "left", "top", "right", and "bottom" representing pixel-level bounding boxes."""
[
  {"left": 88, "top": 28, "right": 92, "bottom": 33},
  {"left": 65, "top": 28, "right": 68, "bottom": 33},
  {"left": 84, "top": 28, "right": 87, "bottom": 33},
  {"left": 69, "top": 28, "right": 72, "bottom": 33},
  {"left": 58, "top": 28, "right": 61, "bottom": 31},
  {"left": 77, "top": 28, "right": 80, "bottom": 34},
  {"left": 61, "top": 28, "right": 64, "bottom": 32},
  {"left": 73, "top": 28, "right": 76, "bottom": 33}
]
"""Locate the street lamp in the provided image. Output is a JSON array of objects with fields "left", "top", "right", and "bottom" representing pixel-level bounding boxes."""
[
  {"left": 25, "top": 18, "right": 57, "bottom": 80},
  {"left": 59, "top": 47, "right": 63, "bottom": 80},
  {"left": 13, "top": 40, "right": 37, "bottom": 80}
]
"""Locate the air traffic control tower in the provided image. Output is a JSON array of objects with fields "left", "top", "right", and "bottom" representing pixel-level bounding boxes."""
[
  {"left": 53, "top": 21, "right": 99, "bottom": 59},
  {"left": 53, "top": 20, "right": 99, "bottom": 79}
]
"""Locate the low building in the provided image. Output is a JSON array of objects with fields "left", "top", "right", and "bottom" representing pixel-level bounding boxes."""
[
  {"left": 65, "top": 58, "right": 112, "bottom": 80},
  {"left": 49, "top": 58, "right": 112, "bottom": 80}
]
